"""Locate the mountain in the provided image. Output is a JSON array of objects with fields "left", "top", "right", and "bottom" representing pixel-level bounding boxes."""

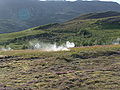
[
  {"left": 0, "top": 19, "right": 30, "bottom": 33},
  {"left": 0, "top": 11, "right": 120, "bottom": 49},
  {"left": 0, "top": 0, "right": 120, "bottom": 33},
  {"left": 73, "top": 11, "right": 120, "bottom": 20}
]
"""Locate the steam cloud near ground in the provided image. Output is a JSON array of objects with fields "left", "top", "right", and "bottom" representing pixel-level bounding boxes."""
[
  {"left": 29, "top": 41, "right": 75, "bottom": 51},
  {"left": 0, "top": 47, "right": 12, "bottom": 51},
  {"left": 112, "top": 38, "right": 120, "bottom": 45},
  {"left": 0, "top": 38, "right": 120, "bottom": 51}
]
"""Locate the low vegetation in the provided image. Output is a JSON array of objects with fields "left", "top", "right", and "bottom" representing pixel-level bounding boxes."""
[
  {"left": 0, "top": 45, "right": 120, "bottom": 89},
  {"left": 0, "top": 11, "right": 120, "bottom": 49}
]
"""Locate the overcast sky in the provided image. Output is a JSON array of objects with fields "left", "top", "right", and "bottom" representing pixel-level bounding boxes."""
[
  {"left": 98, "top": 0, "right": 120, "bottom": 4},
  {"left": 101, "top": 0, "right": 120, "bottom": 3},
  {"left": 67, "top": 0, "right": 120, "bottom": 4}
]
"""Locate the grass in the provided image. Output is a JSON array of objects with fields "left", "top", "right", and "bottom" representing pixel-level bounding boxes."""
[
  {"left": 0, "top": 45, "right": 120, "bottom": 89},
  {"left": 0, "top": 11, "right": 120, "bottom": 49}
]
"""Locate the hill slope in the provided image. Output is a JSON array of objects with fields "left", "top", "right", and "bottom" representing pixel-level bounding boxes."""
[
  {"left": 0, "top": 19, "right": 30, "bottom": 33},
  {"left": 0, "top": 11, "right": 120, "bottom": 49},
  {"left": 0, "top": 0, "right": 120, "bottom": 33}
]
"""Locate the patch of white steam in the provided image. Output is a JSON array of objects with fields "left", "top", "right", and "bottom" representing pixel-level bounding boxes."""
[
  {"left": 112, "top": 38, "right": 120, "bottom": 45},
  {"left": 0, "top": 47, "right": 12, "bottom": 51},
  {"left": 29, "top": 41, "right": 75, "bottom": 51}
]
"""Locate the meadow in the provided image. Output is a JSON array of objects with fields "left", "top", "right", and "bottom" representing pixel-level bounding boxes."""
[{"left": 0, "top": 45, "right": 120, "bottom": 89}]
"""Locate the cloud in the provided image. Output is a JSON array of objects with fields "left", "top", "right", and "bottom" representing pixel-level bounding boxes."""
[
  {"left": 100, "top": 0, "right": 120, "bottom": 4},
  {"left": 68, "top": 0, "right": 120, "bottom": 4}
]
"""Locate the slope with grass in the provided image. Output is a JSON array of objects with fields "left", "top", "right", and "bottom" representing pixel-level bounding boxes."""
[
  {"left": 0, "top": 19, "right": 30, "bottom": 33},
  {"left": 0, "top": 11, "right": 120, "bottom": 49},
  {"left": 0, "top": 0, "right": 120, "bottom": 33}
]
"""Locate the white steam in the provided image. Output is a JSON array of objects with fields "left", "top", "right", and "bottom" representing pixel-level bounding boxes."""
[
  {"left": 29, "top": 41, "right": 75, "bottom": 51},
  {"left": 0, "top": 47, "right": 12, "bottom": 51},
  {"left": 112, "top": 38, "right": 120, "bottom": 45}
]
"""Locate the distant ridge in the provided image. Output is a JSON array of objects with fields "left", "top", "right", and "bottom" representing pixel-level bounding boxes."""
[
  {"left": 73, "top": 11, "right": 120, "bottom": 20},
  {"left": 0, "top": 1, "right": 120, "bottom": 33}
]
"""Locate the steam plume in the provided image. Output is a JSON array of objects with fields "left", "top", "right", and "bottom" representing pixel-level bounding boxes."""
[
  {"left": 29, "top": 41, "right": 75, "bottom": 51},
  {"left": 0, "top": 47, "right": 12, "bottom": 51},
  {"left": 112, "top": 38, "right": 120, "bottom": 45}
]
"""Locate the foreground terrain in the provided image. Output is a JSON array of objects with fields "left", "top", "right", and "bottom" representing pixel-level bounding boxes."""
[{"left": 0, "top": 45, "right": 120, "bottom": 90}]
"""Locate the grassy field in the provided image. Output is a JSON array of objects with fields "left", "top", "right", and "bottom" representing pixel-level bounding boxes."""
[{"left": 0, "top": 45, "right": 120, "bottom": 90}]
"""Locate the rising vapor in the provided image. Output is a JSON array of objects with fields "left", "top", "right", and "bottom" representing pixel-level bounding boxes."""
[{"left": 29, "top": 41, "right": 75, "bottom": 51}]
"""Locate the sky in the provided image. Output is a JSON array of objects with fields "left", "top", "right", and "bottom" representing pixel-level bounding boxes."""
[
  {"left": 67, "top": 0, "right": 120, "bottom": 4},
  {"left": 99, "top": 0, "right": 120, "bottom": 4}
]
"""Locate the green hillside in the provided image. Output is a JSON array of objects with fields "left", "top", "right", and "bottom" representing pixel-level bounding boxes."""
[
  {"left": 0, "top": 11, "right": 120, "bottom": 49},
  {"left": 0, "top": 0, "right": 120, "bottom": 33},
  {"left": 0, "top": 19, "right": 30, "bottom": 33}
]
